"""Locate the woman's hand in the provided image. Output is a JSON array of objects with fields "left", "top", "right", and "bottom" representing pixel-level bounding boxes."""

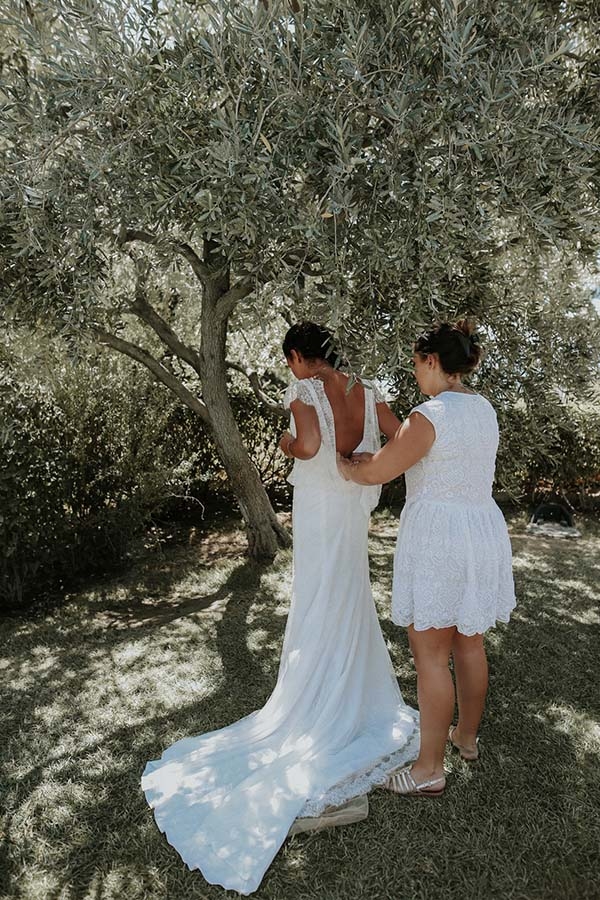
[
  {"left": 336, "top": 453, "right": 354, "bottom": 481},
  {"left": 350, "top": 452, "right": 374, "bottom": 464},
  {"left": 338, "top": 451, "right": 373, "bottom": 480},
  {"left": 279, "top": 431, "right": 295, "bottom": 458},
  {"left": 345, "top": 412, "right": 435, "bottom": 485}
]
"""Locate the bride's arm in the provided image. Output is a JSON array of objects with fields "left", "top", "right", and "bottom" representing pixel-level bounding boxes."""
[
  {"left": 376, "top": 401, "right": 402, "bottom": 440},
  {"left": 340, "top": 412, "right": 434, "bottom": 484},
  {"left": 279, "top": 399, "right": 321, "bottom": 460}
]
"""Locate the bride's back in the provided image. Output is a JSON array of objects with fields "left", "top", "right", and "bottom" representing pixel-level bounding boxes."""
[
  {"left": 322, "top": 373, "right": 366, "bottom": 458},
  {"left": 284, "top": 373, "right": 382, "bottom": 512}
]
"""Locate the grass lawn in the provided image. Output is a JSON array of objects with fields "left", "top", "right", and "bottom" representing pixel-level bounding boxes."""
[{"left": 1, "top": 510, "right": 599, "bottom": 900}]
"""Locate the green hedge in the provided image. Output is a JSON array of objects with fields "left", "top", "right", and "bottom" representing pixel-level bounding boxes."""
[
  {"left": 496, "top": 398, "right": 600, "bottom": 507},
  {"left": 0, "top": 346, "right": 289, "bottom": 611},
  {"left": 2, "top": 341, "right": 597, "bottom": 612},
  {"left": 1, "top": 369, "right": 167, "bottom": 609}
]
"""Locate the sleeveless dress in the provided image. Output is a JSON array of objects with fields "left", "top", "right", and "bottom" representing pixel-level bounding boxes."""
[
  {"left": 392, "top": 392, "right": 516, "bottom": 634},
  {"left": 141, "top": 377, "right": 419, "bottom": 895}
]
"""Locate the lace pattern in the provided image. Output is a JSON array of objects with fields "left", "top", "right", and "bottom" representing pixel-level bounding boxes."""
[
  {"left": 372, "top": 382, "right": 387, "bottom": 404},
  {"left": 392, "top": 392, "right": 516, "bottom": 633},
  {"left": 141, "top": 375, "right": 417, "bottom": 894},
  {"left": 298, "top": 729, "right": 420, "bottom": 817},
  {"left": 283, "top": 380, "right": 319, "bottom": 410},
  {"left": 284, "top": 377, "right": 382, "bottom": 510}
]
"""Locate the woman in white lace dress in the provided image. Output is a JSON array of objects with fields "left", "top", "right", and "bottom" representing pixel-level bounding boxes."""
[
  {"left": 340, "top": 321, "right": 515, "bottom": 798},
  {"left": 141, "top": 322, "right": 418, "bottom": 894}
]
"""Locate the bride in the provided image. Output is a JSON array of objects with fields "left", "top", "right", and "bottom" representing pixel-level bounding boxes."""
[{"left": 141, "top": 322, "right": 418, "bottom": 894}]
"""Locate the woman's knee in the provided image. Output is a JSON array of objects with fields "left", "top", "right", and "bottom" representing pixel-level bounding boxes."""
[
  {"left": 452, "top": 631, "right": 486, "bottom": 660},
  {"left": 409, "top": 626, "right": 454, "bottom": 672}
]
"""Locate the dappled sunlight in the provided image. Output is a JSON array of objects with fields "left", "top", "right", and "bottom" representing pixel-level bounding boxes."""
[
  {"left": 512, "top": 551, "right": 554, "bottom": 576},
  {"left": 284, "top": 763, "right": 312, "bottom": 797},
  {"left": 15, "top": 869, "right": 62, "bottom": 900},
  {"left": 1, "top": 511, "right": 599, "bottom": 899},
  {"left": 538, "top": 705, "right": 600, "bottom": 753}
]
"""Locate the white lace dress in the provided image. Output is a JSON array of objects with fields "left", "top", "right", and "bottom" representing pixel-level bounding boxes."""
[
  {"left": 392, "top": 391, "right": 516, "bottom": 634},
  {"left": 141, "top": 378, "right": 419, "bottom": 895}
]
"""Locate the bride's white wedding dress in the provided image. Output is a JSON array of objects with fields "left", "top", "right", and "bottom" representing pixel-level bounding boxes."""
[{"left": 141, "top": 377, "right": 419, "bottom": 894}]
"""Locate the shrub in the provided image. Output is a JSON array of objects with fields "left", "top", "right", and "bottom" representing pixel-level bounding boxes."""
[
  {"left": 0, "top": 347, "right": 204, "bottom": 611},
  {"left": 496, "top": 396, "right": 600, "bottom": 509},
  {"left": 0, "top": 330, "right": 292, "bottom": 611}
]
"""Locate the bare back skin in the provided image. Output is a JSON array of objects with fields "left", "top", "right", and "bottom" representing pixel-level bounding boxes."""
[
  {"left": 322, "top": 372, "right": 367, "bottom": 457},
  {"left": 280, "top": 359, "right": 400, "bottom": 462}
]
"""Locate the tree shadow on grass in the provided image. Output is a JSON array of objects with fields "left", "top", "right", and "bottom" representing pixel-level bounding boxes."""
[
  {"left": 2, "top": 526, "right": 599, "bottom": 900},
  {"left": 267, "top": 534, "right": 600, "bottom": 900},
  {"left": 0, "top": 558, "right": 293, "bottom": 900}
]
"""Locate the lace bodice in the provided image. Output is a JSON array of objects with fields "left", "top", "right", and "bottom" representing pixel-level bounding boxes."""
[
  {"left": 406, "top": 392, "right": 499, "bottom": 506},
  {"left": 283, "top": 378, "right": 384, "bottom": 512}
]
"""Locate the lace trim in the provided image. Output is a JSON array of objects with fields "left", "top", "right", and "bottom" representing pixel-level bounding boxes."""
[
  {"left": 364, "top": 386, "right": 379, "bottom": 453},
  {"left": 372, "top": 382, "right": 387, "bottom": 404},
  {"left": 284, "top": 377, "right": 382, "bottom": 500},
  {"left": 285, "top": 378, "right": 382, "bottom": 453},
  {"left": 284, "top": 380, "right": 316, "bottom": 409},
  {"left": 297, "top": 728, "right": 420, "bottom": 817},
  {"left": 303, "top": 379, "right": 336, "bottom": 451}
]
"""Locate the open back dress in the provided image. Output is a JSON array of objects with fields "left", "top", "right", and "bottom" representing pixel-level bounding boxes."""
[{"left": 141, "top": 377, "right": 418, "bottom": 894}]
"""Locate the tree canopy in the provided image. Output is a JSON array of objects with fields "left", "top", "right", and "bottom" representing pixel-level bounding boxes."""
[{"left": 1, "top": 0, "right": 599, "bottom": 554}]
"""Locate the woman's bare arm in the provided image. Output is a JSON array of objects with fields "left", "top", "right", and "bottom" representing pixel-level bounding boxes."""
[
  {"left": 340, "top": 412, "right": 435, "bottom": 484},
  {"left": 279, "top": 399, "right": 321, "bottom": 460}
]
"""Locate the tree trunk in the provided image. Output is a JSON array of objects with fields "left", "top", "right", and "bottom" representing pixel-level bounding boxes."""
[{"left": 200, "top": 277, "right": 290, "bottom": 561}]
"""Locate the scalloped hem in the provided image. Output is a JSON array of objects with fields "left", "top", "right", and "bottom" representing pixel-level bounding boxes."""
[
  {"left": 297, "top": 725, "right": 420, "bottom": 817},
  {"left": 141, "top": 721, "right": 420, "bottom": 894},
  {"left": 391, "top": 607, "right": 515, "bottom": 635}
]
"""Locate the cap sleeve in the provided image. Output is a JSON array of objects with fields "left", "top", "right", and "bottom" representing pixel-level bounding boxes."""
[
  {"left": 284, "top": 379, "right": 316, "bottom": 409},
  {"left": 371, "top": 382, "right": 387, "bottom": 404},
  {"left": 410, "top": 397, "right": 445, "bottom": 440}
]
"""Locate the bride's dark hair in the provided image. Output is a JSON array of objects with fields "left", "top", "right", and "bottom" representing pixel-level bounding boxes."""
[
  {"left": 282, "top": 321, "right": 346, "bottom": 369},
  {"left": 414, "top": 319, "right": 482, "bottom": 375}
]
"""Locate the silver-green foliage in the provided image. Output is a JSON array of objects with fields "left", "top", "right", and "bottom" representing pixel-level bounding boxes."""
[
  {"left": 2, "top": 1, "right": 599, "bottom": 331},
  {"left": 1, "top": 0, "right": 599, "bottom": 504}
]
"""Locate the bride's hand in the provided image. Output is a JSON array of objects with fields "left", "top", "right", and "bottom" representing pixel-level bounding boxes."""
[{"left": 279, "top": 431, "right": 294, "bottom": 457}]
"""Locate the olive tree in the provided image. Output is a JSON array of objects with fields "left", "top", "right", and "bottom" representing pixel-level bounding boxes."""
[{"left": 2, "top": 0, "right": 599, "bottom": 557}]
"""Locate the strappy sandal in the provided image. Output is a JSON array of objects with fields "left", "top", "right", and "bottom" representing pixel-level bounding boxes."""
[
  {"left": 384, "top": 766, "right": 445, "bottom": 797},
  {"left": 448, "top": 725, "right": 480, "bottom": 761}
]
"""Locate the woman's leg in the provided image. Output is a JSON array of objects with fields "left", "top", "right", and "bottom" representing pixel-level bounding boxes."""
[
  {"left": 451, "top": 631, "right": 488, "bottom": 752},
  {"left": 407, "top": 625, "right": 456, "bottom": 783}
]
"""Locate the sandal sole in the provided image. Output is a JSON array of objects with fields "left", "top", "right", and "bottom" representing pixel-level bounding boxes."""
[{"left": 383, "top": 783, "right": 445, "bottom": 798}]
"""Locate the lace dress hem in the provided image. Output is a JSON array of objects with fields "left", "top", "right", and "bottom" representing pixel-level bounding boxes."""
[
  {"left": 297, "top": 727, "right": 420, "bottom": 817},
  {"left": 391, "top": 611, "right": 515, "bottom": 636}
]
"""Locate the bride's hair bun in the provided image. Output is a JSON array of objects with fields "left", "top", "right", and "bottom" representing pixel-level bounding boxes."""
[
  {"left": 282, "top": 322, "right": 346, "bottom": 369},
  {"left": 414, "top": 319, "right": 482, "bottom": 375}
]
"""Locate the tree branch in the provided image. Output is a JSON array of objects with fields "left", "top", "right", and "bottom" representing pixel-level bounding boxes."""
[
  {"left": 217, "top": 277, "right": 255, "bottom": 322},
  {"left": 282, "top": 247, "right": 320, "bottom": 276},
  {"left": 227, "top": 360, "right": 288, "bottom": 418},
  {"left": 129, "top": 290, "right": 204, "bottom": 378},
  {"left": 93, "top": 326, "right": 210, "bottom": 424},
  {"left": 118, "top": 227, "right": 212, "bottom": 285}
]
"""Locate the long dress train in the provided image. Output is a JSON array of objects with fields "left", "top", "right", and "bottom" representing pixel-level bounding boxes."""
[{"left": 141, "top": 377, "right": 419, "bottom": 894}]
